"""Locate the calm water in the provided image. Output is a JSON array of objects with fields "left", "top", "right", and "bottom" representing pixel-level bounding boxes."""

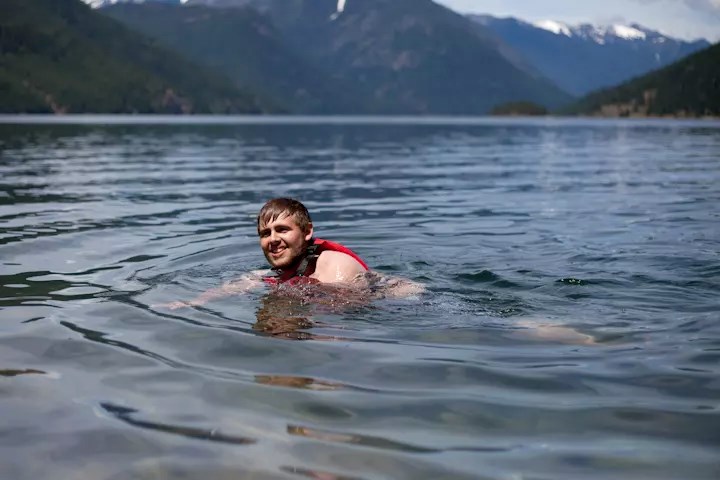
[{"left": 1, "top": 116, "right": 718, "bottom": 480}]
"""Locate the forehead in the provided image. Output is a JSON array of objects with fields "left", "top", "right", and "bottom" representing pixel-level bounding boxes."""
[{"left": 258, "top": 212, "right": 299, "bottom": 230}]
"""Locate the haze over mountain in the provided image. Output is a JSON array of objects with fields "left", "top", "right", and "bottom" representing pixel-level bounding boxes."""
[
  {"left": 565, "top": 42, "right": 720, "bottom": 118},
  {"left": 103, "top": 0, "right": 572, "bottom": 114},
  {"left": 0, "top": 0, "right": 266, "bottom": 113},
  {"left": 470, "top": 15, "right": 710, "bottom": 97}
]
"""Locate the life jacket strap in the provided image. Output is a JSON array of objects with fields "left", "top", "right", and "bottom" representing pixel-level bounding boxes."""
[{"left": 295, "top": 243, "right": 320, "bottom": 277}]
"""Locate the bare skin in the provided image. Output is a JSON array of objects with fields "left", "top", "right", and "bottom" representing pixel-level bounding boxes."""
[
  {"left": 160, "top": 271, "right": 266, "bottom": 310},
  {"left": 513, "top": 318, "right": 597, "bottom": 345},
  {"left": 258, "top": 213, "right": 313, "bottom": 271}
]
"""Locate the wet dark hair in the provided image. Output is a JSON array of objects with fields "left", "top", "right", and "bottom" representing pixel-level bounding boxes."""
[{"left": 257, "top": 198, "right": 312, "bottom": 233}]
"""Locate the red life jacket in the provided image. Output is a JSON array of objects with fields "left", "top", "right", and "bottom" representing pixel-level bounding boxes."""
[{"left": 264, "top": 238, "right": 368, "bottom": 285}]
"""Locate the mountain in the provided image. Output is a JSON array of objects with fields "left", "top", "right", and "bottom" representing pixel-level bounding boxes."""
[
  {"left": 470, "top": 15, "right": 710, "bottom": 97},
  {"left": 0, "top": 0, "right": 267, "bottom": 113},
  {"left": 178, "top": 0, "right": 574, "bottom": 114},
  {"left": 564, "top": 41, "right": 720, "bottom": 117},
  {"left": 102, "top": 3, "right": 362, "bottom": 113}
]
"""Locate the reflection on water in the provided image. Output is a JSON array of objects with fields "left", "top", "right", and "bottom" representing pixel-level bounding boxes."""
[
  {"left": 255, "top": 375, "right": 342, "bottom": 391},
  {"left": 101, "top": 402, "right": 258, "bottom": 446},
  {"left": 255, "top": 292, "right": 317, "bottom": 339},
  {"left": 0, "top": 368, "right": 46, "bottom": 377},
  {"left": 1, "top": 117, "right": 719, "bottom": 480}
]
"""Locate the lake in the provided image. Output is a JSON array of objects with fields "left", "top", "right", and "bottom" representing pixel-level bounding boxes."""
[{"left": 1, "top": 116, "right": 718, "bottom": 479}]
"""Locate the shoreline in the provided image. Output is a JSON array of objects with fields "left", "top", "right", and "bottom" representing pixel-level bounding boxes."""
[{"left": 0, "top": 113, "right": 719, "bottom": 126}]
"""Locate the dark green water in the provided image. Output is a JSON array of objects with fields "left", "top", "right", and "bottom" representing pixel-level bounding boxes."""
[{"left": 1, "top": 116, "right": 719, "bottom": 479}]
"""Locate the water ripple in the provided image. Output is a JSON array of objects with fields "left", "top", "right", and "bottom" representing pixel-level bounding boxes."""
[{"left": 1, "top": 118, "right": 719, "bottom": 480}]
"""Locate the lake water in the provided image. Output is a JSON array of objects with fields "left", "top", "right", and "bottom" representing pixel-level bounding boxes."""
[{"left": 1, "top": 116, "right": 718, "bottom": 480}]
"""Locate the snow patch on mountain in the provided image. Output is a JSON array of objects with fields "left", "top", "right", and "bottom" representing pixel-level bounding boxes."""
[
  {"left": 610, "top": 24, "right": 646, "bottom": 40},
  {"left": 330, "top": 0, "right": 347, "bottom": 21},
  {"left": 533, "top": 20, "right": 572, "bottom": 37},
  {"left": 534, "top": 20, "right": 658, "bottom": 44}
]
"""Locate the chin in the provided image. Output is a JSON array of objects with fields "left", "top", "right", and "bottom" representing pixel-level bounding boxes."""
[{"left": 269, "top": 256, "right": 293, "bottom": 270}]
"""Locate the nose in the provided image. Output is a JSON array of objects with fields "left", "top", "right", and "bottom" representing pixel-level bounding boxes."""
[{"left": 269, "top": 229, "right": 280, "bottom": 243}]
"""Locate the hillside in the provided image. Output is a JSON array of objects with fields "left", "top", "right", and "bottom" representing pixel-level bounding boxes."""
[
  {"left": 564, "top": 42, "right": 720, "bottom": 117},
  {"left": 0, "top": 0, "right": 266, "bottom": 113},
  {"left": 103, "top": 3, "right": 361, "bottom": 113}
]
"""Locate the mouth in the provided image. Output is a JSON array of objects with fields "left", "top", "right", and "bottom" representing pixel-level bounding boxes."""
[{"left": 270, "top": 247, "right": 286, "bottom": 258}]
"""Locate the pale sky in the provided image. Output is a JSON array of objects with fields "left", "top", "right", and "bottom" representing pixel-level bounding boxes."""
[{"left": 435, "top": 0, "right": 720, "bottom": 41}]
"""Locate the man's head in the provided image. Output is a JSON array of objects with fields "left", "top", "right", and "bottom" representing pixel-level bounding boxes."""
[{"left": 257, "top": 198, "right": 313, "bottom": 269}]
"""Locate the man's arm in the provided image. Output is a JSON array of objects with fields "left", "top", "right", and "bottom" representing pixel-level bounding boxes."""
[{"left": 158, "top": 270, "right": 267, "bottom": 310}]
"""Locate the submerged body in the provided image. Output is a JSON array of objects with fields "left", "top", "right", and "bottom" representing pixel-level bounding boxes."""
[{"left": 161, "top": 198, "right": 424, "bottom": 310}]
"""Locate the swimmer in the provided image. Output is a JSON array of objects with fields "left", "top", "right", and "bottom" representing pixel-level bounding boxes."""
[
  {"left": 258, "top": 197, "right": 369, "bottom": 286},
  {"left": 160, "top": 198, "right": 423, "bottom": 309}
]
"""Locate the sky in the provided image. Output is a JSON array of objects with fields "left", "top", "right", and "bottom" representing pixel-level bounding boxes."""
[{"left": 435, "top": 0, "right": 720, "bottom": 41}]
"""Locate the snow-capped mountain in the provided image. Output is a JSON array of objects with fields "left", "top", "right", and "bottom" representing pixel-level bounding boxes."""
[
  {"left": 470, "top": 15, "right": 710, "bottom": 96},
  {"left": 84, "top": 0, "right": 710, "bottom": 102},
  {"left": 534, "top": 20, "right": 648, "bottom": 41},
  {"left": 533, "top": 20, "right": 685, "bottom": 45}
]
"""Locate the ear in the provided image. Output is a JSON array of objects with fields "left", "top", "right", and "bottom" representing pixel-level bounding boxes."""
[{"left": 304, "top": 223, "right": 314, "bottom": 242}]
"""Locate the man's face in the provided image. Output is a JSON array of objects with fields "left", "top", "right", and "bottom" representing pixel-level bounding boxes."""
[{"left": 258, "top": 213, "right": 313, "bottom": 269}]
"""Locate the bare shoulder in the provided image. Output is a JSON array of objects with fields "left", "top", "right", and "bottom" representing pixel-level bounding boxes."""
[{"left": 313, "top": 250, "right": 367, "bottom": 283}]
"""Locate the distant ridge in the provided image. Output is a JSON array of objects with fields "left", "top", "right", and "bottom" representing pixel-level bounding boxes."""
[
  {"left": 0, "top": 0, "right": 267, "bottom": 113},
  {"left": 470, "top": 15, "right": 710, "bottom": 97},
  {"left": 564, "top": 42, "right": 720, "bottom": 118}
]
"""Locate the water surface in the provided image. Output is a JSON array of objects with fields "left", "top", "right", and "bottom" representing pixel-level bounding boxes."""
[{"left": 1, "top": 116, "right": 719, "bottom": 479}]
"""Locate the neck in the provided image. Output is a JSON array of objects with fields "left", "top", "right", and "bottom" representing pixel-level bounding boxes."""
[{"left": 273, "top": 239, "right": 314, "bottom": 277}]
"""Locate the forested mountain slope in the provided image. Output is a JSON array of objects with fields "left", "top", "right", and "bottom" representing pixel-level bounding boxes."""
[
  {"left": 0, "top": 0, "right": 266, "bottom": 113},
  {"left": 565, "top": 42, "right": 720, "bottom": 117}
]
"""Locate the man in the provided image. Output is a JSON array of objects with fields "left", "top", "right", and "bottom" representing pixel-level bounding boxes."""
[
  {"left": 161, "top": 201, "right": 597, "bottom": 345},
  {"left": 257, "top": 198, "right": 369, "bottom": 285},
  {"left": 162, "top": 198, "right": 374, "bottom": 309}
]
